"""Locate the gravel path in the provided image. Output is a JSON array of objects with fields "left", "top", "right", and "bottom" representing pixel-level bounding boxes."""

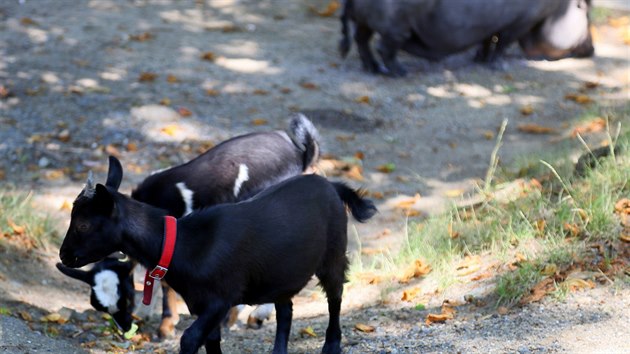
[{"left": 0, "top": 0, "right": 629, "bottom": 353}]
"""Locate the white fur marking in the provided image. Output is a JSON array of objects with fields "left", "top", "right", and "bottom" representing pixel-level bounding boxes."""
[
  {"left": 233, "top": 164, "right": 249, "bottom": 197},
  {"left": 93, "top": 270, "right": 120, "bottom": 314},
  {"left": 250, "top": 303, "right": 274, "bottom": 321},
  {"left": 176, "top": 182, "right": 194, "bottom": 216}
]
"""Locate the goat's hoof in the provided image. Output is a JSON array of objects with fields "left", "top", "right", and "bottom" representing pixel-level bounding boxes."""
[
  {"left": 246, "top": 316, "right": 264, "bottom": 330},
  {"left": 322, "top": 341, "right": 342, "bottom": 354}
]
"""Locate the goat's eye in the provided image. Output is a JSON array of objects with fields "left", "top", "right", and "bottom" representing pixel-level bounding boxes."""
[{"left": 76, "top": 223, "right": 90, "bottom": 233}]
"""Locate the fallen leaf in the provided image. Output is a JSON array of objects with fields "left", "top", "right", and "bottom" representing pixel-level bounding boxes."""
[
  {"left": 299, "top": 326, "right": 317, "bottom": 337},
  {"left": 456, "top": 255, "right": 481, "bottom": 276},
  {"left": 44, "top": 169, "right": 65, "bottom": 180},
  {"left": 582, "top": 81, "right": 599, "bottom": 90},
  {"left": 159, "top": 98, "right": 171, "bottom": 106},
  {"left": 497, "top": 306, "right": 509, "bottom": 315},
  {"left": 517, "top": 124, "right": 556, "bottom": 134},
  {"left": 520, "top": 105, "right": 534, "bottom": 116},
  {"left": 614, "top": 198, "right": 630, "bottom": 214},
  {"left": 570, "top": 117, "right": 606, "bottom": 137},
  {"left": 535, "top": 219, "right": 546, "bottom": 234},
  {"left": 426, "top": 303, "right": 457, "bottom": 325},
  {"left": 371, "top": 191, "right": 384, "bottom": 199},
  {"left": 252, "top": 89, "right": 269, "bottom": 95},
  {"left": 40, "top": 313, "right": 62, "bottom": 323},
  {"left": 470, "top": 271, "right": 493, "bottom": 281},
  {"left": 345, "top": 165, "right": 364, "bottom": 181},
  {"left": 398, "top": 259, "right": 431, "bottom": 283},
  {"left": 393, "top": 194, "right": 421, "bottom": 210},
  {"left": 7, "top": 219, "right": 26, "bottom": 235},
  {"left": 251, "top": 118, "right": 268, "bottom": 126},
  {"left": 563, "top": 222, "right": 580, "bottom": 237},
  {"left": 299, "top": 82, "right": 319, "bottom": 90},
  {"left": 60, "top": 200, "right": 72, "bottom": 211},
  {"left": 201, "top": 52, "right": 216, "bottom": 61},
  {"left": 166, "top": 74, "right": 179, "bottom": 83},
  {"left": 178, "top": 107, "right": 193, "bottom": 117},
  {"left": 444, "top": 189, "right": 464, "bottom": 198},
  {"left": 355, "top": 95, "right": 370, "bottom": 104},
  {"left": 20, "top": 17, "right": 38, "bottom": 26},
  {"left": 130, "top": 32, "right": 154, "bottom": 41},
  {"left": 335, "top": 134, "right": 355, "bottom": 142},
  {"left": 161, "top": 124, "right": 182, "bottom": 137},
  {"left": 310, "top": 1, "right": 340, "bottom": 17},
  {"left": 447, "top": 222, "right": 460, "bottom": 239},
  {"left": 541, "top": 263, "right": 557, "bottom": 276},
  {"left": 354, "top": 323, "right": 375, "bottom": 333},
  {"left": 561, "top": 277, "right": 595, "bottom": 292},
  {"left": 376, "top": 163, "right": 396, "bottom": 173},
  {"left": 519, "top": 277, "right": 555, "bottom": 304},
  {"left": 609, "top": 16, "right": 630, "bottom": 28},
  {"left": 565, "top": 93, "right": 593, "bottom": 105},
  {"left": 57, "top": 129, "right": 71, "bottom": 142},
  {"left": 482, "top": 130, "right": 495, "bottom": 140},
  {"left": 206, "top": 89, "right": 220, "bottom": 96},
  {"left": 138, "top": 72, "right": 157, "bottom": 82},
  {"left": 126, "top": 142, "right": 138, "bottom": 152},
  {"left": 404, "top": 209, "right": 421, "bottom": 217},
  {"left": 401, "top": 286, "right": 421, "bottom": 302},
  {"left": 19, "top": 311, "right": 32, "bottom": 321}
]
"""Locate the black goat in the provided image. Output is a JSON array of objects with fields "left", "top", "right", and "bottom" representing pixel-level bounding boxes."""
[
  {"left": 59, "top": 156, "right": 377, "bottom": 354},
  {"left": 56, "top": 257, "right": 135, "bottom": 332},
  {"left": 56, "top": 113, "right": 320, "bottom": 337}
]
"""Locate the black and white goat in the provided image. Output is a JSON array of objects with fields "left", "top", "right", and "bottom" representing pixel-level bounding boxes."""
[
  {"left": 59, "top": 156, "right": 376, "bottom": 354},
  {"left": 56, "top": 113, "right": 320, "bottom": 337}
]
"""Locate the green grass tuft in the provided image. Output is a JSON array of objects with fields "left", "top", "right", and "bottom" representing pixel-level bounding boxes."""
[{"left": 0, "top": 189, "right": 59, "bottom": 249}]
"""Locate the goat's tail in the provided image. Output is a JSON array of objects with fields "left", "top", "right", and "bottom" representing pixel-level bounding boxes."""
[
  {"left": 339, "top": 0, "right": 353, "bottom": 58},
  {"left": 288, "top": 113, "right": 321, "bottom": 171},
  {"left": 333, "top": 182, "right": 377, "bottom": 222}
]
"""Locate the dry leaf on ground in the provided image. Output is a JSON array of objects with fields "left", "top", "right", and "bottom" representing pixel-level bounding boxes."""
[
  {"left": 401, "top": 286, "right": 421, "bottom": 302},
  {"left": 456, "top": 255, "right": 481, "bottom": 276},
  {"left": 355, "top": 323, "right": 375, "bottom": 333},
  {"left": 138, "top": 72, "right": 157, "bottom": 82},
  {"left": 310, "top": 1, "right": 340, "bottom": 17},
  {"left": 565, "top": 93, "right": 593, "bottom": 104},
  {"left": 520, "top": 105, "right": 534, "bottom": 116},
  {"left": 7, "top": 219, "right": 26, "bottom": 235},
  {"left": 398, "top": 259, "right": 431, "bottom": 283},
  {"left": 201, "top": 52, "right": 216, "bottom": 61},
  {"left": 570, "top": 117, "right": 606, "bottom": 137},
  {"left": 519, "top": 277, "right": 555, "bottom": 304},
  {"left": 299, "top": 326, "right": 317, "bottom": 337},
  {"left": 561, "top": 277, "right": 595, "bottom": 292},
  {"left": 251, "top": 118, "right": 268, "bottom": 126},
  {"left": 517, "top": 124, "right": 556, "bottom": 134}
]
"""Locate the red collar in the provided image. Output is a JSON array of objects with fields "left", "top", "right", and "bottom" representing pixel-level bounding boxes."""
[{"left": 142, "top": 215, "right": 177, "bottom": 306}]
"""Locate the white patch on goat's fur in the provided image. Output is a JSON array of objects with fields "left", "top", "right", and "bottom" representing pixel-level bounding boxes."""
[
  {"left": 93, "top": 270, "right": 120, "bottom": 314},
  {"left": 176, "top": 182, "right": 194, "bottom": 216},
  {"left": 233, "top": 164, "right": 249, "bottom": 197},
  {"left": 149, "top": 167, "right": 170, "bottom": 176},
  {"left": 250, "top": 303, "right": 274, "bottom": 320}
]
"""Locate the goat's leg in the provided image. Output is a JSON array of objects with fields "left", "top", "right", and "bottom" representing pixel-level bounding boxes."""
[
  {"left": 179, "top": 300, "right": 230, "bottom": 354},
  {"left": 354, "top": 24, "right": 380, "bottom": 74},
  {"left": 204, "top": 326, "right": 222, "bottom": 354},
  {"left": 158, "top": 283, "right": 180, "bottom": 338},
  {"left": 271, "top": 300, "right": 293, "bottom": 354},
  {"left": 317, "top": 258, "right": 346, "bottom": 354}
]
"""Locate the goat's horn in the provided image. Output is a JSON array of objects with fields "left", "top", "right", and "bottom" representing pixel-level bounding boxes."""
[{"left": 83, "top": 171, "right": 96, "bottom": 198}]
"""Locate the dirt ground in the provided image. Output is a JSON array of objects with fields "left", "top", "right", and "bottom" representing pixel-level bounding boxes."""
[{"left": 0, "top": 0, "right": 629, "bottom": 353}]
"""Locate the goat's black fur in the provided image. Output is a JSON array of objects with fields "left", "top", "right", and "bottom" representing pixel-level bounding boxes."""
[
  {"left": 59, "top": 157, "right": 376, "bottom": 354},
  {"left": 56, "top": 114, "right": 321, "bottom": 336}
]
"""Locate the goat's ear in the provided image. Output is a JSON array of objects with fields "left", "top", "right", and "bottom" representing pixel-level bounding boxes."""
[
  {"left": 105, "top": 156, "right": 123, "bottom": 191},
  {"left": 56, "top": 262, "right": 92, "bottom": 284},
  {"left": 94, "top": 183, "right": 116, "bottom": 216}
]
